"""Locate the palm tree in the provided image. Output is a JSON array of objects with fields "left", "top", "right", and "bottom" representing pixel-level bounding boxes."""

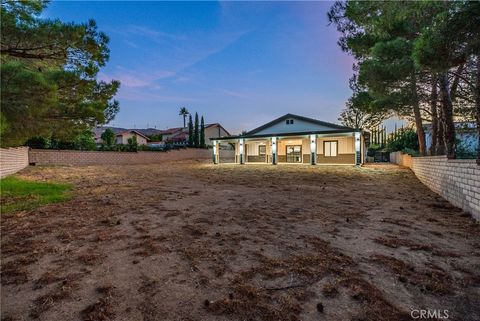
[{"left": 179, "top": 107, "right": 189, "bottom": 128}]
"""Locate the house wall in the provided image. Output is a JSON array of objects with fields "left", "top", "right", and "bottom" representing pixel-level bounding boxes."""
[
  {"left": 0, "top": 147, "right": 29, "bottom": 178},
  {"left": 390, "top": 152, "right": 480, "bottom": 221},
  {"left": 205, "top": 125, "right": 230, "bottom": 146},
  {"left": 253, "top": 118, "right": 339, "bottom": 136},
  {"left": 116, "top": 132, "right": 148, "bottom": 145},
  {"left": 315, "top": 136, "right": 355, "bottom": 164}
]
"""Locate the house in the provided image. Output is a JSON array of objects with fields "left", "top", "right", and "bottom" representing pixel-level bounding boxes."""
[
  {"left": 115, "top": 130, "right": 149, "bottom": 145},
  {"left": 211, "top": 113, "right": 365, "bottom": 165},
  {"left": 205, "top": 123, "right": 230, "bottom": 146},
  {"left": 424, "top": 121, "right": 478, "bottom": 153}
]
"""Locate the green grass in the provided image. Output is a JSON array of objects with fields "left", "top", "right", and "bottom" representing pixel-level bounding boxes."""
[{"left": 0, "top": 176, "right": 72, "bottom": 214}]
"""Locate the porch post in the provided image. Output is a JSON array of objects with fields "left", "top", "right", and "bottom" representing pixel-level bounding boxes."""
[
  {"left": 355, "top": 131, "right": 361, "bottom": 165},
  {"left": 271, "top": 137, "right": 277, "bottom": 165},
  {"left": 309, "top": 134, "right": 317, "bottom": 165},
  {"left": 239, "top": 138, "right": 245, "bottom": 164},
  {"left": 212, "top": 140, "right": 219, "bottom": 164}
]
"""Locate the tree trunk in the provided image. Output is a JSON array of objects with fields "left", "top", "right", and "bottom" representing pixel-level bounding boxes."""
[
  {"left": 476, "top": 57, "right": 480, "bottom": 165},
  {"left": 430, "top": 74, "right": 438, "bottom": 156},
  {"left": 436, "top": 106, "right": 446, "bottom": 155},
  {"left": 411, "top": 74, "right": 426, "bottom": 156},
  {"left": 439, "top": 72, "right": 456, "bottom": 159}
]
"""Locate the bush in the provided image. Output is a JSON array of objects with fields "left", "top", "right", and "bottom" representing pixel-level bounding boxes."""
[
  {"left": 367, "top": 144, "right": 383, "bottom": 157},
  {"left": 385, "top": 129, "right": 418, "bottom": 153}
]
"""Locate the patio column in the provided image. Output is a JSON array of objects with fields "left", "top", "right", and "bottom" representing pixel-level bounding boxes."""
[
  {"left": 271, "top": 137, "right": 277, "bottom": 165},
  {"left": 212, "top": 140, "right": 219, "bottom": 164},
  {"left": 310, "top": 134, "right": 317, "bottom": 165},
  {"left": 239, "top": 138, "right": 245, "bottom": 164},
  {"left": 355, "top": 131, "right": 361, "bottom": 165}
]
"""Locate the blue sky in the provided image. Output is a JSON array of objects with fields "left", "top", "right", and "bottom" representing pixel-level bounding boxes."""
[{"left": 44, "top": 1, "right": 357, "bottom": 134}]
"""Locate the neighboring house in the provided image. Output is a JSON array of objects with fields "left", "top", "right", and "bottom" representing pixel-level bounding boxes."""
[
  {"left": 205, "top": 123, "right": 230, "bottom": 146},
  {"left": 211, "top": 113, "right": 365, "bottom": 165},
  {"left": 424, "top": 121, "right": 478, "bottom": 153},
  {"left": 115, "top": 130, "right": 149, "bottom": 145}
]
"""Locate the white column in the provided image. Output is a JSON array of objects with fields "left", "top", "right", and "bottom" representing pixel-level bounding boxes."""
[
  {"left": 310, "top": 134, "right": 317, "bottom": 165},
  {"left": 239, "top": 138, "right": 245, "bottom": 164},
  {"left": 271, "top": 137, "right": 277, "bottom": 165},
  {"left": 212, "top": 140, "right": 219, "bottom": 164},
  {"left": 355, "top": 132, "right": 361, "bottom": 165}
]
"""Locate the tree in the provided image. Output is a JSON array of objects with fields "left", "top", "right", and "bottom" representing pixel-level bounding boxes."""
[
  {"left": 101, "top": 128, "right": 115, "bottom": 147},
  {"left": 179, "top": 107, "right": 189, "bottom": 128},
  {"left": 188, "top": 114, "right": 194, "bottom": 147},
  {"left": 200, "top": 116, "right": 205, "bottom": 148},
  {"left": 74, "top": 130, "right": 96, "bottom": 150},
  {"left": 338, "top": 91, "right": 389, "bottom": 129},
  {"left": 193, "top": 112, "right": 199, "bottom": 148},
  {"left": 0, "top": 0, "right": 120, "bottom": 147},
  {"left": 127, "top": 136, "right": 138, "bottom": 152}
]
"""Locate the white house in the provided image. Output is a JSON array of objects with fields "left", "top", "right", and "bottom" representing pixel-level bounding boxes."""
[
  {"left": 211, "top": 114, "right": 365, "bottom": 165},
  {"left": 115, "top": 130, "right": 149, "bottom": 145}
]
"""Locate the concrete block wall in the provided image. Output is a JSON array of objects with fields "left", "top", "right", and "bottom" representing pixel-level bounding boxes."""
[
  {"left": 0, "top": 147, "right": 29, "bottom": 178},
  {"left": 390, "top": 152, "right": 480, "bottom": 221},
  {"left": 29, "top": 148, "right": 224, "bottom": 166}
]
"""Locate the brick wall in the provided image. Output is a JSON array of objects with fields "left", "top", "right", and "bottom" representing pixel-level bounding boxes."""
[
  {"left": 0, "top": 147, "right": 29, "bottom": 178},
  {"left": 29, "top": 148, "right": 227, "bottom": 166},
  {"left": 390, "top": 152, "right": 480, "bottom": 221}
]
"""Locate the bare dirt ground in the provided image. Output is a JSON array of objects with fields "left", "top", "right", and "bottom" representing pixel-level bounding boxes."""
[{"left": 1, "top": 161, "right": 480, "bottom": 321}]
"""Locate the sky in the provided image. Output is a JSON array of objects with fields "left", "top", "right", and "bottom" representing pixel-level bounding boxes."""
[{"left": 44, "top": 1, "right": 358, "bottom": 134}]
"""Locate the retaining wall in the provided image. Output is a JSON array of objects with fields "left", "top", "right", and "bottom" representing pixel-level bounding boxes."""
[
  {"left": 0, "top": 147, "right": 29, "bottom": 178},
  {"left": 390, "top": 152, "right": 480, "bottom": 221},
  {"left": 29, "top": 148, "right": 221, "bottom": 166}
]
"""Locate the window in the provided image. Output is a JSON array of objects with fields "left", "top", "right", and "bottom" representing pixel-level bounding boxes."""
[
  {"left": 259, "top": 145, "right": 266, "bottom": 156},
  {"left": 324, "top": 141, "right": 338, "bottom": 157},
  {"left": 285, "top": 119, "right": 294, "bottom": 125}
]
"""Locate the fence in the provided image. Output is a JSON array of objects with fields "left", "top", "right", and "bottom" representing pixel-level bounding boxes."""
[
  {"left": 390, "top": 152, "right": 480, "bottom": 221},
  {"left": 0, "top": 147, "right": 30, "bottom": 178},
  {"left": 28, "top": 148, "right": 221, "bottom": 166}
]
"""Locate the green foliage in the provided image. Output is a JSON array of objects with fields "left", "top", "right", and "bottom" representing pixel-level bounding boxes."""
[
  {"left": 188, "top": 114, "right": 193, "bottom": 147},
  {"left": 74, "top": 130, "right": 96, "bottom": 150},
  {"left": 455, "top": 138, "right": 477, "bottom": 159},
  {"left": 0, "top": 176, "right": 71, "bottom": 214},
  {"left": 127, "top": 136, "right": 138, "bottom": 152},
  {"left": 147, "top": 134, "right": 162, "bottom": 142},
  {"left": 200, "top": 116, "right": 205, "bottom": 148},
  {"left": 100, "top": 128, "right": 116, "bottom": 147},
  {"left": 194, "top": 112, "right": 199, "bottom": 148},
  {"left": 385, "top": 128, "right": 419, "bottom": 153},
  {"left": 0, "top": 1, "right": 120, "bottom": 147},
  {"left": 179, "top": 107, "right": 189, "bottom": 128},
  {"left": 366, "top": 144, "right": 383, "bottom": 157}
]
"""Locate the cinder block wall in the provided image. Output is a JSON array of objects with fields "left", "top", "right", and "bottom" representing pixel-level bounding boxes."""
[
  {"left": 390, "top": 152, "right": 480, "bottom": 221},
  {"left": 0, "top": 147, "right": 29, "bottom": 178},
  {"left": 29, "top": 148, "right": 222, "bottom": 166}
]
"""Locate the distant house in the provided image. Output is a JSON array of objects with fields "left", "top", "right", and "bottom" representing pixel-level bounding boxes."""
[
  {"left": 205, "top": 123, "right": 230, "bottom": 146},
  {"left": 115, "top": 130, "right": 149, "bottom": 145},
  {"left": 424, "top": 121, "right": 478, "bottom": 152}
]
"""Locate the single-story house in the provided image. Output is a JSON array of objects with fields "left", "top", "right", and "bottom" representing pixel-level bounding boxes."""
[
  {"left": 205, "top": 123, "right": 230, "bottom": 146},
  {"left": 211, "top": 113, "right": 365, "bottom": 165},
  {"left": 424, "top": 121, "right": 478, "bottom": 153},
  {"left": 115, "top": 130, "right": 149, "bottom": 145}
]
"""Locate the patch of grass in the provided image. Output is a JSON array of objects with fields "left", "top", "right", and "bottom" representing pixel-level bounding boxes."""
[{"left": 0, "top": 176, "right": 71, "bottom": 214}]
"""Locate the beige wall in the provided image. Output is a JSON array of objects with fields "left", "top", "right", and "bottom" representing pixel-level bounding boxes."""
[
  {"left": 0, "top": 147, "right": 29, "bottom": 178},
  {"left": 317, "top": 136, "right": 355, "bottom": 154},
  {"left": 390, "top": 153, "right": 480, "bottom": 221},
  {"left": 205, "top": 125, "right": 230, "bottom": 145},
  {"left": 29, "top": 148, "right": 219, "bottom": 166},
  {"left": 116, "top": 132, "right": 148, "bottom": 145}
]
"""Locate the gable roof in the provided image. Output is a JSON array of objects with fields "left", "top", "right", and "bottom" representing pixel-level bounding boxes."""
[
  {"left": 245, "top": 113, "right": 354, "bottom": 136},
  {"left": 205, "top": 123, "right": 231, "bottom": 136},
  {"left": 116, "top": 130, "right": 149, "bottom": 140}
]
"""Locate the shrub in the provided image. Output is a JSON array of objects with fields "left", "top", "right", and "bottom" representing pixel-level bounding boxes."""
[{"left": 385, "top": 129, "right": 418, "bottom": 153}]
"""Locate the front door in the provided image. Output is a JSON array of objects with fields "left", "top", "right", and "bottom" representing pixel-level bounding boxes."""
[{"left": 286, "top": 145, "right": 302, "bottom": 163}]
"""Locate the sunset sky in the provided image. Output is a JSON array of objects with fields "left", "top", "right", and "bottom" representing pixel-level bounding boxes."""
[{"left": 44, "top": 1, "right": 357, "bottom": 134}]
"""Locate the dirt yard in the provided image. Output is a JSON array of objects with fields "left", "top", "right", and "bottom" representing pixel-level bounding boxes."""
[{"left": 1, "top": 161, "right": 479, "bottom": 321}]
